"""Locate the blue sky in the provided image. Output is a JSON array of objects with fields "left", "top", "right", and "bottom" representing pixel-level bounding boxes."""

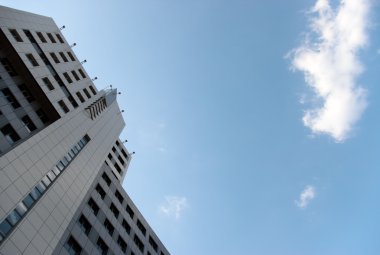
[{"left": 2, "top": 0, "right": 380, "bottom": 254}]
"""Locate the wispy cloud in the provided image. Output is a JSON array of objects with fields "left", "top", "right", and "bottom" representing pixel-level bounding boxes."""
[
  {"left": 159, "top": 196, "right": 188, "bottom": 219},
  {"left": 295, "top": 185, "right": 316, "bottom": 209},
  {"left": 290, "top": 0, "right": 370, "bottom": 142}
]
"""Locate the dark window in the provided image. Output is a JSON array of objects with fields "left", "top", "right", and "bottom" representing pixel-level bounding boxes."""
[
  {"left": 18, "top": 84, "right": 35, "bottom": 102},
  {"left": 64, "top": 236, "right": 82, "bottom": 255},
  {"left": 95, "top": 184, "right": 106, "bottom": 199},
  {"left": 58, "top": 100, "right": 69, "bottom": 113},
  {"left": 23, "top": 30, "right": 36, "bottom": 43},
  {"left": 0, "top": 58, "right": 17, "bottom": 76},
  {"left": 114, "top": 162, "right": 122, "bottom": 174},
  {"left": 56, "top": 33, "right": 64, "bottom": 43},
  {"left": 67, "top": 96, "right": 78, "bottom": 109},
  {"left": 149, "top": 236, "right": 158, "bottom": 252},
  {"left": 126, "top": 205, "right": 134, "bottom": 219},
  {"left": 9, "top": 29, "right": 23, "bottom": 42},
  {"left": 21, "top": 115, "right": 37, "bottom": 132},
  {"left": 112, "top": 147, "right": 116, "bottom": 153},
  {"left": 26, "top": 54, "right": 39, "bottom": 66},
  {"left": 0, "top": 218, "right": 12, "bottom": 237},
  {"left": 115, "top": 190, "right": 124, "bottom": 204},
  {"left": 121, "top": 149, "right": 128, "bottom": 159},
  {"left": 1, "top": 88, "right": 21, "bottom": 109},
  {"left": 47, "top": 33, "right": 56, "bottom": 43},
  {"left": 117, "top": 236, "right": 127, "bottom": 253},
  {"left": 78, "top": 214, "right": 91, "bottom": 235},
  {"left": 78, "top": 68, "right": 86, "bottom": 78},
  {"left": 134, "top": 234, "right": 144, "bottom": 253},
  {"left": 89, "top": 85, "right": 97, "bottom": 95},
  {"left": 101, "top": 172, "right": 111, "bottom": 186},
  {"left": 83, "top": 88, "right": 91, "bottom": 99},
  {"left": 36, "top": 32, "right": 47, "bottom": 43},
  {"left": 39, "top": 53, "right": 49, "bottom": 65},
  {"left": 103, "top": 218, "right": 114, "bottom": 236},
  {"left": 59, "top": 52, "right": 68, "bottom": 62},
  {"left": 137, "top": 220, "right": 146, "bottom": 236},
  {"left": 76, "top": 92, "right": 85, "bottom": 103},
  {"left": 71, "top": 70, "right": 80, "bottom": 81},
  {"left": 88, "top": 198, "right": 99, "bottom": 216},
  {"left": 1, "top": 124, "right": 20, "bottom": 145},
  {"left": 67, "top": 51, "right": 75, "bottom": 61},
  {"left": 118, "top": 155, "right": 125, "bottom": 166},
  {"left": 36, "top": 109, "right": 49, "bottom": 124},
  {"left": 53, "top": 74, "right": 65, "bottom": 87},
  {"left": 96, "top": 237, "right": 108, "bottom": 255},
  {"left": 42, "top": 77, "right": 54, "bottom": 90},
  {"left": 109, "top": 203, "right": 119, "bottom": 219},
  {"left": 122, "top": 219, "right": 131, "bottom": 234},
  {"left": 116, "top": 140, "right": 120, "bottom": 146},
  {"left": 50, "top": 52, "right": 60, "bottom": 63},
  {"left": 63, "top": 72, "right": 73, "bottom": 83},
  {"left": 22, "top": 194, "right": 35, "bottom": 208}
]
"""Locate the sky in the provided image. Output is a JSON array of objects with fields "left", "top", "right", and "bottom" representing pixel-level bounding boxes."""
[{"left": 2, "top": 0, "right": 380, "bottom": 254}]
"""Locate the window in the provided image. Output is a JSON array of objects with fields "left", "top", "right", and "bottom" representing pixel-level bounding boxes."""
[
  {"left": 64, "top": 236, "right": 82, "bottom": 255},
  {"left": 78, "top": 68, "right": 86, "bottom": 78},
  {"left": 9, "top": 29, "right": 23, "bottom": 42},
  {"left": 88, "top": 198, "right": 99, "bottom": 216},
  {"left": 22, "top": 194, "right": 35, "bottom": 208},
  {"left": 1, "top": 124, "right": 20, "bottom": 145},
  {"left": 78, "top": 215, "right": 91, "bottom": 235},
  {"left": 53, "top": 74, "right": 65, "bottom": 87},
  {"left": 83, "top": 88, "right": 91, "bottom": 99},
  {"left": 18, "top": 84, "right": 35, "bottom": 102},
  {"left": 39, "top": 53, "right": 49, "bottom": 65},
  {"left": 59, "top": 52, "right": 68, "bottom": 62},
  {"left": 50, "top": 52, "right": 60, "bottom": 63},
  {"left": 96, "top": 237, "right": 108, "bottom": 255},
  {"left": 56, "top": 33, "right": 64, "bottom": 43},
  {"left": 26, "top": 54, "right": 39, "bottom": 66},
  {"left": 23, "top": 30, "right": 36, "bottom": 43},
  {"left": 134, "top": 234, "right": 144, "bottom": 253},
  {"left": 89, "top": 85, "right": 97, "bottom": 95},
  {"left": 0, "top": 58, "right": 17, "bottom": 76},
  {"left": 115, "top": 190, "right": 124, "bottom": 204},
  {"left": 96, "top": 184, "right": 106, "bottom": 199},
  {"left": 126, "top": 205, "right": 134, "bottom": 219},
  {"left": 67, "top": 51, "right": 75, "bottom": 61},
  {"left": 103, "top": 218, "right": 114, "bottom": 236},
  {"left": 63, "top": 72, "right": 73, "bottom": 83},
  {"left": 122, "top": 219, "right": 131, "bottom": 234},
  {"left": 67, "top": 96, "right": 78, "bottom": 109},
  {"left": 114, "top": 162, "right": 122, "bottom": 173},
  {"left": 149, "top": 236, "right": 158, "bottom": 252},
  {"left": 58, "top": 100, "right": 69, "bottom": 113},
  {"left": 47, "top": 33, "right": 56, "bottom": 43},
  {"left": 110, "top": 203, "right": 119, "bottom": 219},
  {"left": 71, "top": 70, "right": 80, "bottom": 81},
  {"left": 101, "top": 172, "right": 111, "bottom": 186},
  {"left": 21, "top": 115, "right": 37, "bottom": 132},
  {"left": 137, "top": 220, "right": 146, "bottom": 236},
  {"left": 117, "top": 236, "right": 127, "bottom": 253},
  {"left": 36, "top": 109, "right": 49, "bottom": 124},
  {"left": 42, "top": 77, "right": 54, "bottom": 90},
  {"left": 36, "top": 32, "right": 47, "bottom": 43},
  {"left": 1, "top": 88, "right": 21, "bottom": 108},
  {"left": 118, "top": 155, "right": 125, "bottom": 166},
  {"left": 76, "top": 92, "right": 85, "bottom": 103},
  {"left": 121, "top": 149, "right": 128, "bottom": 159}
]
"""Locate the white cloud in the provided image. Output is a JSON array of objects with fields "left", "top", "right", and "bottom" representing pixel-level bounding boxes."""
[
  {"left": 159, "top": 196, "right": 188, "bottom": 219},
  {"left": 290, "top": 0, "right": 370, "bottom": 142},
  {"left": 295, "top": 185, "right": 316, "bottom": 209}
]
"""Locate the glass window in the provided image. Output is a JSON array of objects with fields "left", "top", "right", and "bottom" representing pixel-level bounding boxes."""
[
  {"left": 22, "top": 194, "right": 35, "bottom": 208},
  {"left": 1, "top": 88, "right": 21, "bottom": 109},
  {"left": 57, "top": 161, "right": 65, "bottom": 171},
  {"left": 42, "top": 77, "right": 54, "bottom": 90},
  {"left": 67, "top": 51, "right": 75, "bottom": 61},
  {"left": 1, "top": 124, "right": 21, "bottom": 145},
  {"left": 21, "top": 115, "right": 37, "bottom": 133},
  {"left": 6, "top": 210, "right": 21, "bottom": 226},
  {"left": 76, "top": 92, "right": 85, "bottom": 103},
  {"left": 56, "top": 33, "right": 64, "bottom": 43},
  {"left": 78, "top": 68, "right": 86, "bottom": 78},
  {"left": 36, "top": 32, "right": 47, "bottom": 43},
  {"left": 64, "top": 236, "right": 82, "bottom": 255},
  {"left": 71, "top": 70, "right": 80, "bottom": 81},
  {"left": 0, "top": 220, "right": 12, "bottom": 237},
  {"left": 15, "top": 203, "right": 27, "bottom": 217},
  {"left": 9, "top": 29, "right": 23, "bottom": 42},
  {"left": 0, "top": 58, "right": 18, "bottom": 76},
  {"left": 50, "top": 52, "right": 60, "bottom": 63},
  {"left": 110, "top": 203, "right": 119, "bottom": 219},
  {"left": 78, "top": 215, "right": 91, "bottom": 235},
  {"left": 47, "top": 33, "right": 56, "bottom": 43},
  {"left": 47, "top": 171, "right": 56, "bottom": 182},
  {"left": 59, "top": 52, "right": 68, "bottom": 62},
  {"left": 35, "top": 182, "right": 46, "bottom": 194},
  {"left": 26, "top": 53, "right": 39, "bottom": 66},
  {"left": 18, "top": 84, "right": 35, "bottom": 102},
  {"left": 30, "top": 187, "right": 42, "bottom": 200},
  {"left": 58, "top": 100, "right": 69, "bottom": 113},
  {"left": 42, "top": 176, "right": 51, "bottom": 187}
]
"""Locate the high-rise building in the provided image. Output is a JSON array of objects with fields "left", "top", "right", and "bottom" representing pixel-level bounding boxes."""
[{"left": 0, "top": 6, "right": 169, "bottom": 255}]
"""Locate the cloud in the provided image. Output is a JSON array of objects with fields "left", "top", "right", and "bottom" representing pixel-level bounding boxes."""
[
  {"left": 295, "top": 185, "right": 316, "bottom": 209},
  {"left": 290, "top": 0, "right": 370, "bottom": 142},
  {"left": 159, "top": 196, "right": 188, "bottom": 219}
]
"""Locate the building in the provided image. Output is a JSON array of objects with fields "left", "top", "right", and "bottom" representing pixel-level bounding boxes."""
[{"left": 0, "top": 6, "right": 169, "bottom": 255}]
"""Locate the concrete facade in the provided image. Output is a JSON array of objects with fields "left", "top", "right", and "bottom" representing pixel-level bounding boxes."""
[{"left": 0, "top": 6, "right": 169, "bottom": 255}]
